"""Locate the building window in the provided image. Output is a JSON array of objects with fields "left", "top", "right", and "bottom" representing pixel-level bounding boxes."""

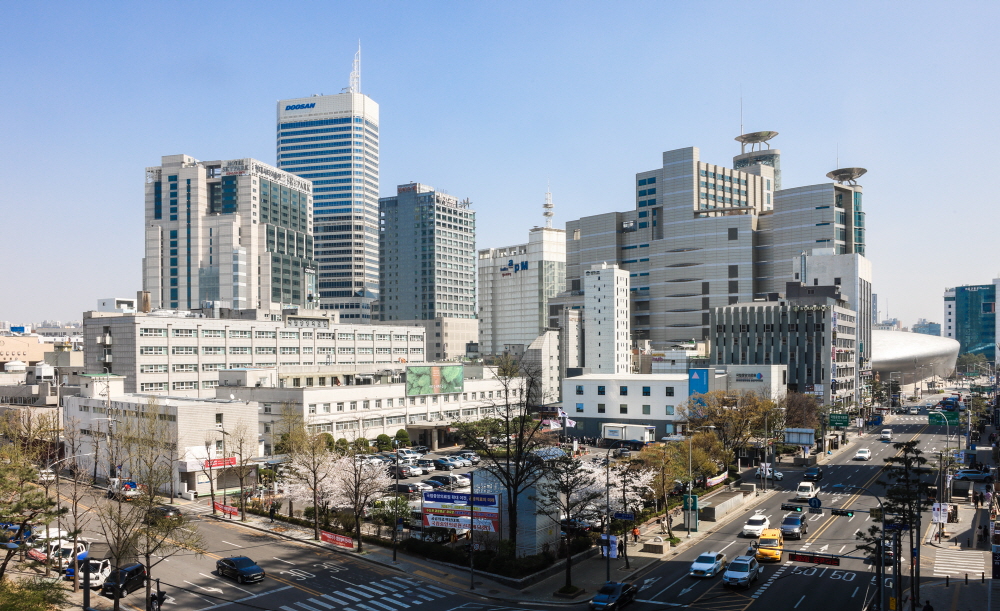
[
  {"left": 619, "top": 386, "right": 628, "bottom": 396},
  {"left": 597, "top": 386, "right": 606, "bottom": 396},
  {"left": 597, "top": 403, "right": 606, "bottom": 414},
  {"left": 619, "top": 404, "right": 628, "bottom": 414},
  {"left": 665, "top": 387, "right": 674, "bottom": 397},
  {"left": 665, "top": 405, "right": 675, "bottom": 415},
  {"left": 642, "top": 386, "right": 651, "bottom": 396},
  {"left": 575, "top": 385, "right": 584, "bottom": 395},
  {"left": 576, "top": 403, "right": 584, "bottom": 413},
  {"left": 642, "top": 405, "right": 651, "bottom": 415}
]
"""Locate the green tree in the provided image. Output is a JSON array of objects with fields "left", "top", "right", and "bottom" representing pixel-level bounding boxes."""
[
  {"left": 0, "top": 576, "right": 68, "bottom": 611},
  {"left": 353, "top": 438, "right": 371, "bottom": 453},
  {"left": 957, "top": 352, "right": 987, "bottom": 372},
  {"left": 394, "top": 429, "right": 411, "bottom": 446},
  {"left": 0, "top": 441, "right": 62, "bottom": 581},
  {"left": 375, "top": 434, "right": 393, "bottom": 452},
  {"left": 682, "top": 390, "right": 772, "bottom": 469},
  {"left": 335, "top": 438, "right": 350, "bottom": 454}
]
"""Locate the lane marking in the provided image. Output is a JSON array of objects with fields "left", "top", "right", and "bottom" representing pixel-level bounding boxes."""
[
  {"left": 273, "top": 557, "right": 295, "bottom": 564},
  {"left": 198, "top": 573, "right": 253, "bottom": 595},
  {"left": 794, "top": 594, "right": 806, "bottom": 607},
  {"left": 220, "top": 540, "right": 243, "bottom": 548}
]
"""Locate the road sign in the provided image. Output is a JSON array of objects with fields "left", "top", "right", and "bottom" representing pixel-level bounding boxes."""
[
  {"left": 613, "top": 512, "right": 635, "bottom": 521},
  {"left": 829, "top": 413, "right": 850, "bottom": 427},
  {"left": 929, "top": 411, "right": 959, "bottom": 426},
  {"left": 808, "top": 497, "right": 822, "bottom": 508},
  {"left": 884, "top": 523, "right": 911, "bottom": 531},
  {"left": 789, "top": 552, "right": 841, "bottom": 566}
]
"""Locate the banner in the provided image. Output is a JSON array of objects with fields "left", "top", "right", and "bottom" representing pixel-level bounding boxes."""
[
  {"left": 931, "top": 503, "right": 947, "bottom": 524},
  {"left": 203, "top": 457, "right": 237, "bottom": 469},
  {"left": 213, "top": 501, "right": 239, "bottom": 516},
  {"left": 706, "top": 473, "right": 727, "bottom": 487},
  {"left": 421, "top": 491, "right": 500, "bottom": 533},
  {"left": 320, "top": 531, "right": 355, "bottom": 549}
]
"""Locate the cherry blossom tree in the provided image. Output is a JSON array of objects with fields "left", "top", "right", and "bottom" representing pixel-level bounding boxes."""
[{"left": 327, "top": 455, "right": 392, "bottom": 552}]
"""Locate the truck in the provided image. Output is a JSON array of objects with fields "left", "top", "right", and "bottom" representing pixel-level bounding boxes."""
[
  {"left": 65, "top": 542, "right": 112, "bottom": 588},
  {"left": 601, "top": 423, "right": 656, "bottom": 445},
  {"left": 106, "top": 478, "right": 143, "bottom": 501}
]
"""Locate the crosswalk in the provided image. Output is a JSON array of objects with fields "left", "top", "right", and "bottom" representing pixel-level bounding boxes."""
[
  {"left": 278, "top": 577, "right": 449, "bottom": 611},
  {"left": 931, "top": 548, "right": 988, "bottom": 578}
]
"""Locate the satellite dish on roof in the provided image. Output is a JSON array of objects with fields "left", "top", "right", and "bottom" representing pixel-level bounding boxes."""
[{"left": 735, "top": 131, "right": 779, "bottom": 153}]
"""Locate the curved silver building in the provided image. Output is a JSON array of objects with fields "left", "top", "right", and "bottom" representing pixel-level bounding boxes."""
[{"left": 871, "top": 330, "right": 959, "bottom": 379}]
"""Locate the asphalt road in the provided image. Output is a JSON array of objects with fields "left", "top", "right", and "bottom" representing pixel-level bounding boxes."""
[{"left": 628, "top": 389, "right": 969, "bottom": 611}]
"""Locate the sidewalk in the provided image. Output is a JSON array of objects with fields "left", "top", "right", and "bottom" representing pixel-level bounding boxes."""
[{"left": 209, "top": 483, "right": 776, "bottom": 604}]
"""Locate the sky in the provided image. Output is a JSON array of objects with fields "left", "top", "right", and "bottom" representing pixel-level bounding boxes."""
[{"left": 1, "top": 2, "right": 998, "bottom": 327}]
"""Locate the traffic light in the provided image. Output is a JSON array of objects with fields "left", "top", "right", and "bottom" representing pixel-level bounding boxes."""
[
  {"left": 781, "top": 503, "right": 803, "bottom": 512},
  {"left": 831, "top": 509, "right": 854, "bottom": 517}
]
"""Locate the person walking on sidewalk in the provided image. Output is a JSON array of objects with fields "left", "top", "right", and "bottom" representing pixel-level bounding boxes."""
[
  {"left": 632, "top": 527, "right": 640, "bottom": 542},
  {"left": 922, "top": 600, "right": 934, "bottom": 611},
  {"left": 269, "top": 502, "right": 276, "bottom": 523},
  {"left": 974, "top": 492, "right": 981, "bottom": 509},
  {"left": 617, "top": 538, "right": 625, "bottom": 560}
]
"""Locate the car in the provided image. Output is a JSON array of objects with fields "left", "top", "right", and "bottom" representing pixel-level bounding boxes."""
[
  {"left": 909, "top": 407, "right": 920, "bottom": 415},
  {"left": 803, "top": 467, "right": 823, "bottom": 481},
  {"left": 780, "top": 515, "right": 808, "bottom": 539},
  {"left": 456, "top": 451, "right": 481, "bottom": 464},
  {"left": 742, "top": 515, "right": 770, "bottom": 538},
  {"left": 854, "top": 449, "right": 872, "bottom": 461},
  {"left": 429, "top": 474, "right": 470, "bottom": 488},
  {"left": 416, "top": 458, "right": 437, "bottom": 471},
  {"left": 754, "top": 467, "right": 784, "bottom": 480},
  {"left": 447, "top": 455, "right": 472, "bottom": 468},
  {"left": 37, "top": 469, "right": 56, "bottom": 483},
  {"left": 689, "top": 552, "right": 727, "bottom": 577},
  {"left": 589, "top": 581, "right": 638, "bottom": 610},
  {"left": 561, "top": 518, "right": 592, "bottom": 533},
  {"left": 954, "top": 469, "right": 993, "bottom": 482},
  {"left": 101, "top": 562, "right": 147, "bottom": 598},
  {"left": 432, "top": 458, "right": 456, "bottom": 471},
  {"left": 145, "top": 506, "right": 182, "bottom": 524},
  {"left": 880, "top": 429, "right": 893, "bottom": 442},
  {"left": 722, "top": 555, "right": 762, "bottom": 588},
  {"left": 795, "top": 482, "right": 821, "bottom": 500},
  {"left": 396, "top": 449, "right": 422, "bottom": 460},
  {"left": 391, "top": 483, "right": 423, "bottom": 494},
  {"left": 421, "top": 479, "right": 446, "bottom": 489},
  {"left": 388, "top": 464, "right": 414, "bottom": 478},
  {"left": 410, "top": 445, "right": 429, "bottom": 454},
  {"left": 216, "top": 556, "right": 265, "bottom": 583},
  {"left": 755, "top": 529, "right": 784, "bottom": 562}
]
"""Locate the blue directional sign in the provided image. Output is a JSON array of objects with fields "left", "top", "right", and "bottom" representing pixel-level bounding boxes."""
[
  {"left": 884, "top": 523, "right": 911, "bottom": 531},
  {"left": 613, "top": 512, "right": 635, "bottom": 521},
  {"left": 808, "top": 497, "right": 822, "bottom": 509}
]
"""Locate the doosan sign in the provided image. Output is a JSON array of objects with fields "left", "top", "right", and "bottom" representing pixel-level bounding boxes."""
[{"left": 285, "top": 103, "right": 316, "bottom": 111}]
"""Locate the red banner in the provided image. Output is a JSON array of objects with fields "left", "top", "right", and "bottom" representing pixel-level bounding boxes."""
[
  {"left": 320, "top": 530, "right": 354, "bottom": 549},
  {"left": 213, "top": 501, "right": 239, "bottom": 516},
  {"left": 204, "top": 457, "right": 237, "bottom": 468}
]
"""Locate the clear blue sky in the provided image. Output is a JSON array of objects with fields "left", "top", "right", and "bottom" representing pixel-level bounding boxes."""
[{"left": 2, "top": 2, "right": 997, "bottom": 327}]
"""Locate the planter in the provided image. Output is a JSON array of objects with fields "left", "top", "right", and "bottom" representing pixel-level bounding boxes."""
[{"left": 553, "top": 586, "right": 586, "bottom": 599}]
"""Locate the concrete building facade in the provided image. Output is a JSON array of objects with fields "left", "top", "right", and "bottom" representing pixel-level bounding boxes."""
[
  {"left": 379, "top": 183, "right": 477, "bottom": 321},
  {"left": 942, "top": 281, "right": 998, "bottom": 358},
  {"left": 477, "top": 226, "right": 565, "bottom": 355},
  {"left": 143, "top": 155, "right": 315, "bottom": 311},
  {"left": 379, "top": 317, "right": 479, "bottom": 362},
  {"left": 584, "top": 263, "right": 630, "bottom": 374}
]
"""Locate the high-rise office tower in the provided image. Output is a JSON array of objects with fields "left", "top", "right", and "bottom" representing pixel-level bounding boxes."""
[
  {"left": 378, "top": 183, "right": 477, "bottom": 321},
  {"left": 477, "top": 194, "right": 566, "bottom": 355},
  {"left": 584, "top": 263, "right": 631, "bottom": 374},
  {"left": 276, "top": 48, "right": 379, "bottom": 320},
  {"left": 143, "top": 154, "right": 315, "bottom": 311},
  {"left": 942, "top": 281, "right": 998, "bottom": 358}
]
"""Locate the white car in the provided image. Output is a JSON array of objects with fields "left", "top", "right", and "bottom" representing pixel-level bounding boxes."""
[
  {"left": 742, "top": 515, "right": 770, "bottom": 538},
  {"left": 754, "top": 467, "right": 784, "bottom": 481},
  {"left": 689, "top": 551, "right": 728, "bottom": 578},
  {"left": 37, "top": 469, "right": 56, "bottom": 483},
  {"left": 854, "top": 449, "right": 872, "bottom": 461}
]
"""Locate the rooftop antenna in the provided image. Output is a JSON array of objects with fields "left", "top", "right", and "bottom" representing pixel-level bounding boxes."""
[
  {"left": 739, "top": 85, "right": 744, "bottom": 154},
  {"left": 543, "top": 182, "right": 554, "bottom": 228},
  {"left": 345, "top": 41, "right": 361, "bottom": 94}
]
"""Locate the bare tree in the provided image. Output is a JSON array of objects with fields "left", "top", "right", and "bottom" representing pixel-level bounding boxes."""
[
  {"left": 682, "top": 390, "right": 773, "bottom": 469},
  {"left": 93, "top": 495, "right": 145, "bottom": 611},
  {"left": 197, "top": 433, "right": 222, "bottom": 517},
  {"left": 453, "top": 354, "right": 552, "bottom": 554},
  {"left": 227, "top": 420, "right": 258, "bottom": 521},
  {"left": 60, "top": 417, "right": 94, "bottom": 593}
]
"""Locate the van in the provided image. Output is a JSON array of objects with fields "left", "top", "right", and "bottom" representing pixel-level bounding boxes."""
[
  {"left": 101, "top": 562, "right": 147, "bottom": 598},
  {"left": 880, "top": 429, "right": 892, "bottom": 442},
  {"left": 795, "top": 482, "right": 820, "bottom": 500},
  {"left": 755, "top": 528, "right": 783, "bottom": 562}
]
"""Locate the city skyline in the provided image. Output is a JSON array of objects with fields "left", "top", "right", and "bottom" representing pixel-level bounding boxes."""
[{"left": 2, "top": 2, "right": 999, "bottom": 326}]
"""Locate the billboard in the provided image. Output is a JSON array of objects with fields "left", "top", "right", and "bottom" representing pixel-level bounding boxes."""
[
  {"left": 688, "top": 369, "right": 709, "bottom": 396},
  {"left": 405, "top": 365, "right": 464, "bottom": 396},
  {"left": 421, "top": 491, "right": 500, "bottom": 532}
]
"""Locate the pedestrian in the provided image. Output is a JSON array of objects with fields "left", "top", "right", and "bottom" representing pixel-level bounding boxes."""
[
  {"left": 617, "top": 538, "right": 625, "bottom": 560},
  {"left": 658, "top": 517, "right": 666, "bottom": 534},
  {"left": 268, "top": 502, "right": 276, "bottom": 523},
  {"left": 632, "top": 526, "right": 640, "bottom": 542},
  {"left": 975, "top": 493, "right": 981, "bottom": 509},
  {"left": 922, "top": 599, "right": 934, "bottom": 611}
]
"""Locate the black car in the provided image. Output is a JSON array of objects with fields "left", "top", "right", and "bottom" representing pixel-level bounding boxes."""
[
  {"left": 780, "top": 515, "right": 808, "bottom": 539},
  {"left": 561, "top": 518, "right": 592, "bottom": 534},
  {"left": 145, "top": 506, "right": 183, "bottom": 524},
  {"left": 431, "top": 458, "right": 455, "bottom": 471},
  {"left": 101, "top": 562, "right": 147, "bottom": 598},
  {"left": 803, "top": 467, "right": 823, "bottom": 481},
  {"left": 389, "top": 464, "right": 414, "bottom": 478},
  {"left": 590, "top": 581, "right": 638, "bottom": 610},
  {"left": 392, "top": 483, "right": 422, "bottom": 494},
  {"left": 216, "top": 556, "right": 266, "bottom": 583}
]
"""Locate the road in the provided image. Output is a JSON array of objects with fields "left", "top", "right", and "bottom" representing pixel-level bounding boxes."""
[{"left": 629, "top": 388, "right": 984, "bottom": 611}]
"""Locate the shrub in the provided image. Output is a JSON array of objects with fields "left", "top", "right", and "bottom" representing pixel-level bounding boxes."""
[
  {"left": 375, "top": 434, "right": 393, "bottom": 452},
  {"left": 394, "top": 429, "right": 410, "bottom": 445}
]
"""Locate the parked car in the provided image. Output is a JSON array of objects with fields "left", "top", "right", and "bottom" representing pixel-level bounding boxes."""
[
  {"left": 431, "top": 458, "right": 456, "bottom": 471},
  {"left": 589, "top": 581, "right": 638, "bottom": 610},
  {"left": 754, "top": 467, "right": 784, "bottom": 480},
  {"left": 392, "top": 483, "right": 424, "bottom": 494},
  {"left": 397, "top": 459, "right": 425, "bottom": 476},
  {"left": 65, "top": 552, "right": 112, "bottom": 588},
  {"left": 416, "top": 458, "right": 437, "bottom": 471},
  {"left": 742, "top": 516, "right": 770, "bottom": 538},
  {"left": 145, "top": 506, "right": 183, "bottom": 524},
  {"left": 455, "top": 451, "right": 481, "bottom": 464},
  {"left": 410, "top": 445, "right": 429, "bottom": 454},
  {"left": 689, "top": 552, "right": 727, "bottom": 578},
  {"left": 216, "top": 556, "right": 265, "bottom": 584},
  {"left": 421, "top": 479, "right": 446, "bottom": 489},
  {"left": 854, "top": 449, "right": 872, "bottom": 461},
  {"left": 101, "top": 562, "right": 147, "bottom": 598},
  {"left": 447, "top": 455, "right": 472, "bottom": 468},
  {"left": 803, "top": 467, "right": 824, "bottom": 481},
  {"left": 722, "top": 555, "right": 762, "bottom": 588},
  {"left": 780, "top": 515, "right": 808, "bottom": 539},
  {"left": 954, "top": 469, "right": 993, "bottom": 482},
  {"left": 560, "top": 518, "right": 592, "bottom": 534},
  {"left": 388, "top": 465, "right": 414, "bottom": 479},
  {"left": 429, "top": 474, "right": 467, "bottom": 488}
]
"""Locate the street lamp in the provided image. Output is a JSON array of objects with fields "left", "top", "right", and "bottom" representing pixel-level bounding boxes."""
[
  {"left": 604, "top": 440, "right": 628, "bottom": 582},
  {"left": 392, "top": 439, "right": 400, "bottom": 564},
  {"left": 833, "top": 484, "right": 887, "bottom": 611},
  {"left": 687, "top": 426, "right": 716, "bottom": 538}
]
